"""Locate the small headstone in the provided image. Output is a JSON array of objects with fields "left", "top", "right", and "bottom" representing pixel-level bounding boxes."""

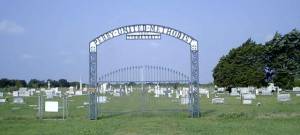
[
  {"left": 230, "top": 88, "right": 240, "bottom": 96},
  {"left": 277, "top": 94, "right": 291, "bottom": 102},
  {"left": 261, "top": 90, "right": 272, "bottom": 95},
  {"left": 296, "top": 94, "right": 300, "bottom": 97},
  {"left": 212, "top": 98, "right": 224, "bottom": 104},
  {"left": 243, "top": 94, "right": 256, "bottom": 100},
  {"left": 97, "top": 96, "right": 107, "bottom": 103},
  {"left": 13, "top": 97, "right": 24, "bottom": 104},
  {"left": 239, "top": 87, "right": 250, "bottom": 94},
  {"left": 13, "top": 91, "right": 19, "bottom": 97},
  {"left": 217, "top": 87, "right": 225, "bottom": 93},
  {"left": 75, "top": 90, "right": 83, "bottom": 96},
  {"left": 243, "top": 100, "right": 252, "bottom": 105},
  {"left": 293, "top": 87, "right": 300, "bottom": 92},
  {"left": 0, "top": 98, "right": 6, "bottom": 103},
  {"left": 45, "top": 101, "right": 58, "bottom": 112},
  {"left": 175, "top": 91, "right": 180, "bottom": 99},
  {"left": 0, "top": 92, "right": 3, "bottom": 97}
]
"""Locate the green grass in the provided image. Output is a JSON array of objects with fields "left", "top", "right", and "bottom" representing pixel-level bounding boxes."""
[{"left": 1, "top": 88, "right": 300, "bottom": 135}]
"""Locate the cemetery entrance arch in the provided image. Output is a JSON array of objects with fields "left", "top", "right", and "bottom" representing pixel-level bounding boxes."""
[{"left": 89, "top": 24, "right": 200, "bottom": 120}]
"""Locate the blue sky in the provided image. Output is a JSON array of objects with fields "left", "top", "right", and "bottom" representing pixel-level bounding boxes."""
[{"left": 0, "top": 0, "right": 300, "bottom": 83}]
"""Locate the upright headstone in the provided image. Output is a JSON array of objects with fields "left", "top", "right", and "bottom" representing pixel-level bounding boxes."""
[
  {"left": 243, "top": 94, "right": 256, "bottom": 100},
  {"left": 75, "top": 90, "right": 83, "bottom": 96},
  {"left": 45, "top": 101, "right": 58, "bottom": 112},
  {"left": 0, "top": 98, "right": 6, "bottom": 103},
  {"left": 13, "top": 97, "right": 24, "bottom": 104},
  {"left": 13, "top": 91, "right": 19, "bottom": 97},
  {"left": 0, "top": 92, "right": 3, "bottom": 97},
  {"left": 243, "top": 100, "right": 252, "bottom": 105},
  {"left": 212, "top": 98, "right": 224, "bottom": 104},
  {"left": 217, "top": 87, "right": 225, "bottom": 93},
  {"left": 97, "top": 96, "right": 107, "bottom": 103},
  {"left": 293, "top": 87, "right": 300, "bottom": 92},
  {"left": 277, "top": 94, "right": 291, "bottom": 102},
  {"left": 230, "top": 88, "right": 240, "bottom": 96},
  {"left": 48, "top": 81, "right": 50, "bottom": 89}
]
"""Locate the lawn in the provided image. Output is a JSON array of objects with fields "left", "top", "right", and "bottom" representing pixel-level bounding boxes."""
[{"left": 1, "top": 87, "right": 300, "bottom": 135}]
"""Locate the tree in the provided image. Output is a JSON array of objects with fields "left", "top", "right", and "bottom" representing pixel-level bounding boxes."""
[
  {"left": 213, "top": 39, "right": 266, "bottom": 87},
  {"left": 58, "top": 79, "right": 70, "bottom": 87},
  {"left": 213, "top": 29, "right": 300, "bottom": 89}
]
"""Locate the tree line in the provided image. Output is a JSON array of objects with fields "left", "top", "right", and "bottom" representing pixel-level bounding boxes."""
[
  {"left": 0, "top": 78, "right": 86, "bottom": 90},
  {"left": 213, "top": 29, "right": 300, "bottom": 89}
]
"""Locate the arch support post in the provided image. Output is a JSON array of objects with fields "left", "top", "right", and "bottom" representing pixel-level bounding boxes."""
[
  {"left": 189, "top": 49, "right": 200, "bottom": 118},
  {"left": 89, "top": 43, "right": 98, "bottom": 120}
]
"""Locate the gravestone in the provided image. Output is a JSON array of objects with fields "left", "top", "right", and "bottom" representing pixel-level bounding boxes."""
[
  {"left": 243, "top": 100, "right": 252, "bottom": 104},
  {"left": 45, "top": 101, "right": 59, "bottom": 112},
  {"left": 293, "top": 87, "right": 300, "bottom": 92},
  {"left": 261, "top": 87, "right": 272, "bottom": 95},
  {"left": 230, "top": 88, "right": 240, "bottom": 96},
  {"left": 217, "top": 87, "right": 225, "bottom": 93},
  {"left": 296, "top": 94, "right": 300, "bottom": 97},
  {"left": 13, "top": 91, "right": 19, "bottom": 97},
  {"left": 243, "top": 94, "right": 256, "bottom": 100},
  {"left": 199, "top": 88, "right": 210, "bottom": 98},
  {"left": 13, "top": 97, "right": 24, "bottom": 104},
  {"left": 277, "top": 94, "right": 291, "bottom": 102},
  {"left": 45, "top": 90, "right": 54, "bottom": 99},
  {"left": 0, "top": 92, "right": 3, "bottom": 97},
  {"left": 212, "top": 98, "right": 224, "bottom": 104},
  {"left": 19, "top": 90, "right": 30, "bottom": 97},
  {"left": 75, "top": 90, "right": 83, "bottom": 96},
  {"left": 97, "top": 96, "right": 107, "bottom": 103},
  {"left": 0, "top": 98, "right": 6, "bottom": 103},
  {"left": 239, "top": 87, "right": 250, "bottom": 94},
  {"left": 175, "top": 91, "right": 180, "bottom": 98}
]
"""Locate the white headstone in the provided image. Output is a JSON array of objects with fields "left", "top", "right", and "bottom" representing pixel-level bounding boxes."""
[
  {"left": 13, "top": 91, "right": 19, "bottom": 97},
  {"left": 13, "top": 97, "right": 24, "bottom": 104},
  {"left": 293, "top": 87, "right": 300, "bottom": 92},
  {"left": 261, "top": 89, "right": 272, "bottom": 95},
  {"left": 243, "top": 100, "right": 252, "bottom": 104},
  {"left": 230, "top": 88, "right": 240, "bottom": 96},
  {"left": 0, "top": 99, "right": 6, "bottom": 103},
  {"left": 217, "top": 87, "right": 225, "bottom": 92},
  {"left": 75, "top": 90, "right": 83, "bottom": 96},
  {"left": 243, "top": 94, "right": 256, "bottom": 100},
  {"left": 212, "top": 98, "right": 224, "bottom": 104},
  {"left": 0, "top": 92, "right": 3, "bottom": 97},
  {"left": 175, "top": 91, "right": 180, "bottom": 98},
  {"left": 239, "top": 87, "right": 250, "bottom": 94},
  {"left": 45, "top": 101, "right": 59, "bottom": 112},
  {"left": 97, "top": 96, "right": 107, "bottom": 103},
  {"left": 277, "top": 94, "right": 291, "bottom": 102}
]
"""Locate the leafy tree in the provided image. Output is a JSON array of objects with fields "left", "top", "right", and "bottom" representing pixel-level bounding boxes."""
[
  {"left": 213, "top": 29, "right": 300, "bottom": 89},
  {"left": 213, "top": 39, "right": 266, "bottom": 87},
  {"left": 58, "top": 79, "right": 70, "bottom": 87}
]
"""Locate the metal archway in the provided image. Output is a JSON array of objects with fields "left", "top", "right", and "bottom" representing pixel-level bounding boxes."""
[{"left": 89, "top": 24, "right": 199, "bottom": 120}]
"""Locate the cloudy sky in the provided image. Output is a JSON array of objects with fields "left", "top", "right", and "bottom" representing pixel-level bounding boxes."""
[{"left": 0, "top": 0, "right": 300, "bottom": 83}]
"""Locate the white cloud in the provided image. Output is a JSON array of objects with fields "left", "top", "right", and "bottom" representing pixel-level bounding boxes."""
[{"left": 0, "top": 20, "right": 25, "bottom": 34}]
